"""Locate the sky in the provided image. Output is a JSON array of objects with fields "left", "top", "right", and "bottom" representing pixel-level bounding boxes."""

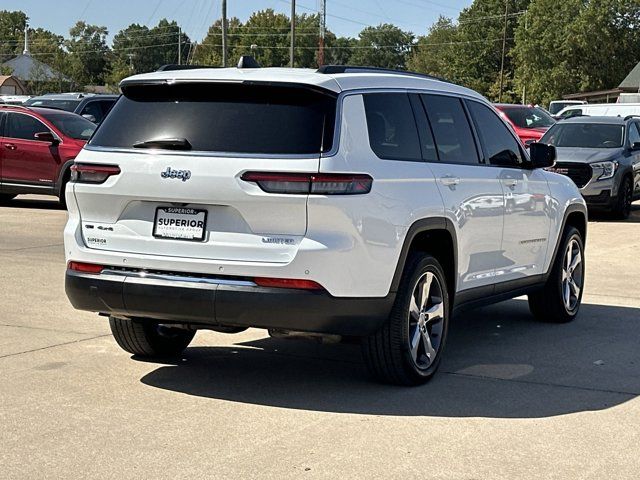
[{"left": 2, "top": 0, "right": 472, "bottom": 43}]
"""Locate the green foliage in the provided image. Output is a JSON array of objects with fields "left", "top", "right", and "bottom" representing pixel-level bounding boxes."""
[
  {"left": 109, "top": 19, "right": 190, "bottom": 84},
  {"left": 0, "top": 10, "right": 27, "bottom": 61},
  {"left": 514, "top": 0, "right": 640, "bottom": 106},
  {"left": 349, "top": 24, "right": 414, "bottom": 69},
  {"left": 65, "top": 21, "right": 110, "bottom": 86},
  {"left": 407, "top": 16, "right": 458, "bottom": 79},
  {"left": 3, "top": 1, "right": 640, "bottom": 101}
]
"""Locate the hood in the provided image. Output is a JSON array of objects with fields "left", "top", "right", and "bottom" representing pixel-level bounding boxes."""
[{"left": 554, "top": 147, "right": 622, "bottom": 164}]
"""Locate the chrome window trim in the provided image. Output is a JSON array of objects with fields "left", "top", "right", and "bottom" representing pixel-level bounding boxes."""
[{"left": 323, "top": 87, "right": 492, "bottom": 159}]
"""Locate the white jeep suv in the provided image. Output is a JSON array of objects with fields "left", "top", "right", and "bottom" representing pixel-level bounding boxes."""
[{"left": 64, "top": 64, "right": 587, "bottom": 385}]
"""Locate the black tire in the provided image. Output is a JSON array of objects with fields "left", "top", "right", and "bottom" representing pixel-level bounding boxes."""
[
  {"left": 528, "top": 226, "right": 585, "bottom": 323},
  {"left": 0, "top": 194, "right": 16, "bottom": 203},
  {"left": 362, "top": 254, "right": 450, "bottom": 386},
  {"left": 58, "top": 177, "right": 69, "bottom": 209},
  {"left": 612, "top": 176, "right": 633, "bottom": 220},
  {"left": 109, "top": 316, "right": 195, "bottom": 357}
]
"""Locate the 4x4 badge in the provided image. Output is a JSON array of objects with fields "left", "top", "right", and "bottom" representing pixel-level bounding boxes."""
[{"left": 161, "top": 167, "right": 191, "bottom": 182}]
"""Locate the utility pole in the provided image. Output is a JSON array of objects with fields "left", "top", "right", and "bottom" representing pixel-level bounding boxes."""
[
  {"left": 290, "top": 0, "right": 295, "bottom": 67},
  {"left": 498, "top": 0, "right": 508, "bottom": 103},
  {"left": 222, "top": 0, "right": 228, "bottom": 67},
  {"left": 178, "top": 27, "right": 181, "bottom": 65},
  {"left": 318, "top": 0, "right": 326, "bottom": 67},
  {"left": 521, "top": 11, "right": 528, "bottom": 105}
]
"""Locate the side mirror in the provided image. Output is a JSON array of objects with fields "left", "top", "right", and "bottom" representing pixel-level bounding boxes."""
[
  {"left": 528, "top": 142, "right": 556, "bottom": 169},
  {"left": 82, "top": 114, "right": 97, "bottom": 123},
  {"left": 631, "top": 142, "right": 640, "bottom": 151},
  {"left": 34, "top": 131, "right": 59, "bottom": 145}
]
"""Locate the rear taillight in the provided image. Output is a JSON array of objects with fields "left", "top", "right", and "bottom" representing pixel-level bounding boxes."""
[
  {"left": 254, "top": 277, "right": 324, "bottom": 290},
  {"left": 68, "top": 261, "right": 104, "bottom": 274},
  {"left": 241, "top": 172, "right": 372, "bottom": 195},
  {"left": 70, "top": 163, "right": 121, "bottom": 184}
]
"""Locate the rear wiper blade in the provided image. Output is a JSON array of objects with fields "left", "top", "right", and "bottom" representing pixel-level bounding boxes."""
[{"left": 133, "top": 138, "right": 192, "bottom": 150}]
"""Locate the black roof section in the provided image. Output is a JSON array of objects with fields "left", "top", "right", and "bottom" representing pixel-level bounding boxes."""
[{"left": 317, "top": 65, "right": 452, "bottom": 84}]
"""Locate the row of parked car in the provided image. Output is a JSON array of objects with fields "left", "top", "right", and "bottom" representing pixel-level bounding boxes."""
[
  {"left": 0, "top": 86, "right": 638, "bottom": 219},
  {"left": 489, "top": 102, "right": 640, "bottom": 219}
]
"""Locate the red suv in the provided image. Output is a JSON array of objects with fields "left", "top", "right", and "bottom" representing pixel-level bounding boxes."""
[
  {"left": 0, "top": 105, "right": 96, "bottom": 206},
  {"left": 493, "top": 104, "right": 556, "bottom": 145}
]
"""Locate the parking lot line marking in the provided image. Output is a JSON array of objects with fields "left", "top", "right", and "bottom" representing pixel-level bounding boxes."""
[{"left": 0, "top": 334, "right": 110, "bottom": 360}]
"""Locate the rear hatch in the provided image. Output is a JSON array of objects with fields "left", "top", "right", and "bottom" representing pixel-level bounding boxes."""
[{"left": 72, "top": 81, "right": 337, "bottom": 264}]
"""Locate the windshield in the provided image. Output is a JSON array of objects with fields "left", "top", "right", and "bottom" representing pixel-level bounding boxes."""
[
  {"left": 24, "top": 98, "right": 81, "bottom": 112},
  {"left": 501, "top": 106, "right": 555, "bottom": 129},
  {"left": 39, "top": 111, "right": 96, "bottom": 140},
  {"left": 549, "top": 102, "right": 580, "bottom": 115},
  {"left": 89, "top": 83, "right": 337, "bottom": 155},
  {"left": 541, "top": 123, "right": 624, "bottom": 149}
]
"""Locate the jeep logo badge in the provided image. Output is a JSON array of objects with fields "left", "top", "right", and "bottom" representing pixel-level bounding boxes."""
[{"left": 161, "top": 167, "right": 191, "bottom": 182}]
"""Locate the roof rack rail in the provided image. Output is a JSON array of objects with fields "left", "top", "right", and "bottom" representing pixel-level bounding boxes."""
[
  {"left": 316, "top": 65, "right": 451, "bottom": 83},
  {"left": 623, "top": 114, "right": 640, "bottom": 121},
  {"left": 0, "top": 104, "right": 30, "bottom": 111},
  {"left": 157, "top": 64, "right": 219, "bottom": 72}
]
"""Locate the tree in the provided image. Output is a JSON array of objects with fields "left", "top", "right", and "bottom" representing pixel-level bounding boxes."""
[
  {"left": 513, "top": 0, "right": 640, "bottom": 106},
  {"left": 407, "top": 16, "right": 458, "bottom": 80},
  {"left": 193, "top": 17, "right": 242, "bottom": 66},
  {"left": 349, "top": 24, "right": 414, "bottom": 69},
  {"left": 0, "top": 10, "right": 27, "bottom": 61},
  {"left": 326, "top": 36, "right": 356, "bottom": 65},
  {"left": 452, "top": 0, "right": 530, "bottom": 102},
  {"left": 111, "top": 19, "right": 191, "bottom": 78},
  {"left": 232, "top": 9, "right": 290, "bottom": 67},
  {"left": 66, "top": 21, "right": 110, "bottom": 86}
]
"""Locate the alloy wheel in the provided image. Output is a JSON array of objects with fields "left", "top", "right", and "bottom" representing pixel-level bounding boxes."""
[
  {"left": 408, "top": 272, "right": 445, "bottom": 369},
  {"left": 561, "top": 239, "right": 583, "bottom": 312}
]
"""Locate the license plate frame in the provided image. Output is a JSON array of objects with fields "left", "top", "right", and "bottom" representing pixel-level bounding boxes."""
[{"left": 152, "top": 207, "right": 208, "bottom": 242}]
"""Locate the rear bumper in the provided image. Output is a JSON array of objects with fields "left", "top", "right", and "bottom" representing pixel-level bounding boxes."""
[{"left": 65, "top": 269, "right": 393, "bottom": 336}]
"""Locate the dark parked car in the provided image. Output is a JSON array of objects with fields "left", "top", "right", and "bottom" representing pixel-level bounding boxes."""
[
  {"left": 541, "top": 115, "right": 640, "bottom": 218},
  {"left": 24, "top": 93, "right": 119, "bottom": 124}
]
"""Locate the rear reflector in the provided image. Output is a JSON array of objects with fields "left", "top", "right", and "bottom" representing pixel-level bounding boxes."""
[
  {"left": 68, "top": 261, "right": 104, "bottom": 274},
  {"left": 71, "top": 163, "right": 121, "bottom": 184},
  {"left": 254, "top": 277, "right": 324, "bottom": 290},
  {"left": 241, "top": 172, "right": 372, "bottom": 195}
]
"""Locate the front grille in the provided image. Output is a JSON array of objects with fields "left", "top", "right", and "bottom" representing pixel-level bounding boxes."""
[{"left": 551, "top": 163, "right": 593, "bottom": 188}]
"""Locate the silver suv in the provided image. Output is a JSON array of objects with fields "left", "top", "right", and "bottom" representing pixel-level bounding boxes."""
[
  {"left": 542, "top": 115, "right": 640, "bottom": 218},
  {"left": 64, "top": 64, "right": 588, "bottom": 385}
]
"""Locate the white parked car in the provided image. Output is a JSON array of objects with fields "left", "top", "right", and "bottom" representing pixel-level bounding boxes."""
[
  {"left": 557, "top": 102, "right": 640, "bottom": 119},
  {"left": 64, "top": 63, "right": 588, "bottom": 385},
  {"left": 549, "top": 100, "right": 586, "bottom": 116}
]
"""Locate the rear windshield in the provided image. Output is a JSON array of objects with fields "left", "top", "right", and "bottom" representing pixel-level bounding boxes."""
[
  {"left": 24, "top": 98, "right": 81, "bottom": 112},
  {"left": 501, "top": 106, "right": 555, "bottom": 129},
  {"left": 39, "top": 111, "right": 96, "bottom": 140},
  {"left": 541, "top": 123, "right": 624, "bottom": 148},
  {"left": 89, "top": 83, "right": 337, "bottom": 155}
]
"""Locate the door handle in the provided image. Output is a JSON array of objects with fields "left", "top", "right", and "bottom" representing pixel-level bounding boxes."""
[
  {"left": 440, "top": 176, "right": 461, "bottom": 186},
  {"left": 503, "top": 179, "right": 518, "bottom": 189},
  {"left": 4, "top": 143, "right": 17, "bottom": 150}
]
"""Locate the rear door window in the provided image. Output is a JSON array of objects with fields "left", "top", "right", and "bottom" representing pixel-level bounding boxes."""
[
  {"left": 89, "top": 83, "right": 336, "bottom": 155},
  {"left": 5, "top": 113, "right": 49, "bottom": 141},
  {"left": 362, "top": 93, "right": 422, "bottom": 161},
  {"left": 466, "top": 101, "right": 524, "bottom": 167},
  {"left": 420, "top": 94, "right": 479, "bottom": 165}
]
